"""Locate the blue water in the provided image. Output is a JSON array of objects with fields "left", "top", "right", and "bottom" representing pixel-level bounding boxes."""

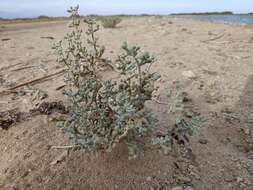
[{"left": 185, "top": 14, "right": 253, "bottom": 25}]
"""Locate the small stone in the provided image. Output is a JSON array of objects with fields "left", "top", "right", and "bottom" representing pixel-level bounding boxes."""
[
  {"left": 236, "top": 177, "right": 243, "bottom": 183},
  {"left": 247, "top": 165, "right": 253, "bottom": 175},
  {"left": 182, "top": 71, "right": 197, "bottom": 79},
  {"left": 4, "top": 184, "right": 17, "bottom": 190},
  {"left": 190, "top": 171, "right": 200, "bottom": 180},
  {"left": 225, "top": 174, "right": 235, "bottom": 182},
  {"left": 172, "top": 186, "right": 183, "bottom": 190},
  {"left": 178, "top": 176, "right": 191, "bottom": 183},
  {"left": 146, "top": 176, "right": 152, "bottom": 181},
  {"left": 198, "top": 139, "right": 208, "bottom": 144},
  {"left": 243, "top": 128, "right": 250, "bottom": 135},
  {"left": 50, "top": 150, "right": 68, "bottom": 165},
  {"left": 184, "top": 186, "right": 195, "bottom": 190}
]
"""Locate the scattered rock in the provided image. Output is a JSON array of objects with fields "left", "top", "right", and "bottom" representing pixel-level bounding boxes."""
[
  {"left": 178, "top": 176, "right": 191, "bottom": 183},
  {"left": 241, "top": 127, "right": 250, "bottom": 135},
  {"left": 172, "top": 186, "right": 195, "bottom": 190},
  {"left": 146, "top": 176, "right": 152, "bottom": 181},
  {"left": 26, "top": 46, "right": 35, "bottom": 50},
  {"left": 198, "top": 139, "right": 208, "bottom": 144},
  {"left": 184, "top": 186, "right": 195, "bottom": 190},
  {"left": 31, "top": 101, "right": 68, "bottom": 115},
  {"left": 182, "top": 71, "right": 197, "bottom": 80},
  {"left": 198, "top": 83, "right": 204, "bottom": 90},
  {"left": 190, "top": 171, "right": 200, "bottom": 180},
  {"left": 224, "top": 174, "right": 235, "bottom": 182},
  {"left": 172, "top": 186, "right": 183, "bottom": 190},
  {"left": 236, "top": 177, "right": 244, "bottom": 183},
  {"left": 247, "top": 164, "right": 253, "bottom": 175},
  {"left": 4, "top": 184, "right": 17, "bottom": 190},
  {"left": 182, "top": 92, "right": 192, "bottom": 103},
  {"left": 0, "top": 109, "right": 29, "bottom": 130},
  {"left": 50, "top": 150, "right": 68, "bottom": 165}
]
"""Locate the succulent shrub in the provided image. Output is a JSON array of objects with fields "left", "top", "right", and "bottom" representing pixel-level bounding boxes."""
[
  {"left": 53, "top": 6, "right": 160, "bottom": 158},
  {"left": 53, "top": 6, "right": 199, "bottom": 159}
]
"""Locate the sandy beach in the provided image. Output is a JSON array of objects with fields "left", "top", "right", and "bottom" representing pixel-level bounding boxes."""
[{"left": 0, "top": 16, "right": 253, "bottom": 190}]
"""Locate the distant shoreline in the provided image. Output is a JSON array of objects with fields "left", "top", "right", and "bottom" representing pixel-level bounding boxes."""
[
  {"left": 171, "top": 11, "right": 235, "bottom": 16},
  {"left": 1, "top": 11, "right": 253, "bottom": 20}
]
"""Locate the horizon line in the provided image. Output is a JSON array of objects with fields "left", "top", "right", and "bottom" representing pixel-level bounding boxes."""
[{"left": 1, "top": 10, "right": 253, "bottom": 19}]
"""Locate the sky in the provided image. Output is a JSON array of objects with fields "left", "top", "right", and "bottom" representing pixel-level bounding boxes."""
[{"left": 0, "top": 0, "right": 252, "bottom": 18}]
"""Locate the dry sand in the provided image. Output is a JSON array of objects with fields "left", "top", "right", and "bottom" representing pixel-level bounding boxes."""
[{"left": 0, "top": 16, "right": 253, "bottom": 190}]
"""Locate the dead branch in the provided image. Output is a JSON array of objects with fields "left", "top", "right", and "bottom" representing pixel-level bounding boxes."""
[
  {"left": 0, "top": 69, "right": 66, "bottom": 95},
  {"left": 11, "top": 66, "right": 36, "bottom": 72}
]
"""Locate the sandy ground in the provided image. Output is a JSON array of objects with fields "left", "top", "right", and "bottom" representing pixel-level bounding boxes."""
[{"left": 0, "top": 16, "right": 253, "bottom": 190}]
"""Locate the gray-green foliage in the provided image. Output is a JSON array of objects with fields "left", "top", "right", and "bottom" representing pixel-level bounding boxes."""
[
  {"left": 53, "top": 6, "right": 200, "bottom": 159},
  {"left": 53, "top": 6, "right": 160, "bottom": 158}
]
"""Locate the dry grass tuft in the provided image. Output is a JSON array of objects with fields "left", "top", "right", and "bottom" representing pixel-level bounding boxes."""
[{"left": 97, "top": 16, "right": 122, "bottom": 28}]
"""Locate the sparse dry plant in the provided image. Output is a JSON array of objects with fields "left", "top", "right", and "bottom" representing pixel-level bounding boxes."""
[{"left": 98, "top": 16, "right": 122, "bottom": 28}]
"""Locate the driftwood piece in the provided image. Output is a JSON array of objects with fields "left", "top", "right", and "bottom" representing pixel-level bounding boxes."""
[
  {"left": 55, "top": 85, "right": 66, "bottom": 90},
  {"left": 0, "top": 69, "right": 66, "bottom": 95},
  {"left": 202, "top": 33, "right": 225, "bottom": 43}
]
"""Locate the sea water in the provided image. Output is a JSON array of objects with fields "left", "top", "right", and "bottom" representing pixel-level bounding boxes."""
[{"left": 185, "top": 14, "right": 253, "bottom": 25}]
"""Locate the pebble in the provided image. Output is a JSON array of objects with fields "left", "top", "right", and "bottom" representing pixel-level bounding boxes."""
[
  {"left": 172, "top": 185, "right": 195, "bottom": 190},
  {"left": 172, "top": 186, "right": 183, "bottom": 190},
  {"left": 198, "top": 139, "right": 208, "bottom": 144},
  {"left": 178, "top": 176, "right": 191, "bottom": 183},
  {"left": 182, "top": 70, "right": 197, "bottom": 79},
  {"left": 225, "top": 175, "right": 235, "bottom": 182},
  {"left": 50, "top": 150, "right": 68, "bottom": 165},
  {"left": 146, "top": 176, "right": 152, "bottom": 181},
  {"left": 184, "top": 186, "right": 195, "bottom": 190},
  {"left": 248, "top": 165, "right": 253, "bottom": 175},
  {"left": 236, "top": 177, "right": 243, "bottom": 183},
  {"left": 243, "top": 127, "right": 250, "bottom": 135},
  {"left": 190, "top": 171, "right": 201, "bottom": 180}
]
